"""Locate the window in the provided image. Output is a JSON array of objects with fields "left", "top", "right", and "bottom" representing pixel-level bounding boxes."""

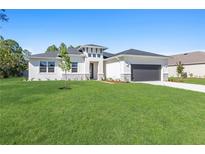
[
  {"left": 88, "top": 53, "right": 91, "bottom": 57},
  {"left": 40, "top": 61, "right": 47, "bottom": 72},
  {"left": 48, "top": 61, "right": 55, "bottom": 72},
  {"left": 97, "top": 54, "right": 101, "bottom": 58},
  {"left": 100, "top": 48, "right": 103, "bottom": 53},
  {"left": 96, "top": 48, "right": 98, "bottom": 52},
  {"left": 93, "top": 54, "right": 96, "bottom": 57},
  {"left": 72, "top": 62, "right": 78, "bottom": 73},
  {"left": 91, "top": 48, "right": 93, "bottom": 52}
]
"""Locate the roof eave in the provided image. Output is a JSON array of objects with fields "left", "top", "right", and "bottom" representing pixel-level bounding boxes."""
[{"left": 104, "top": 54, "right": 169, "bottom": 61}]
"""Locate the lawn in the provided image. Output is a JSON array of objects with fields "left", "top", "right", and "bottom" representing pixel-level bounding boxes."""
[
  {"left": 169, "top": 77, "right": 205, "bottom": 85},
  {"left": 0, "top": 78, "right": 205, "bottom": 144},
  {"left": 182, "top": 78, "right": 205, "bottom": 85}
]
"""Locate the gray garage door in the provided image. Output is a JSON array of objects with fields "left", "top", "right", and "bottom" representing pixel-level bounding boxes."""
[{"left": 131, "top": 64, "right": 161, "bottom": 81}]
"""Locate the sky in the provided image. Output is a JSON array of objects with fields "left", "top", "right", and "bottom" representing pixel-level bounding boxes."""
[{"left": 1, "top": 9, "right": 205, "bottom": 55}]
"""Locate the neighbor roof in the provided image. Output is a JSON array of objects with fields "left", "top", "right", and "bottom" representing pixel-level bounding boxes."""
[
  {"left": 114, "top": 49, "right": 167, "bottom": 57},
  {"left": 30, "top": 46, "right": 82, "bottom": 58},
  {"left": 168, "top": 51, "right": 205, "bottom": 66}
]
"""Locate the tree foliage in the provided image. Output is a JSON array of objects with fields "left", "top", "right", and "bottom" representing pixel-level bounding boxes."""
[
  {"left": 176, "top": 61, "right": 184, "bottom": 77},
  {"left": 0, "top": 37, "right": 27, "bottom": 78},
  {"left": 58, "top": 43, "right": 71, "bottom": 89},
  {"left": 0, "top": 9, "right": 9, "bottom": 22},
  {"left": 46, "top": 44, "right": 58, "bottom": 53}
]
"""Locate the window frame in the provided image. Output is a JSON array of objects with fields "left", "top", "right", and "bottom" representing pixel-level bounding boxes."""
[
  {"left": 39, "top": 61, "right": 47, "bottom": 73},
  {"left": 93, "top": 54, "right": 96, "bottom": 58},
  {"left": 97, "top": 54, "right": 101, "bottom": 58},
  {"left": 71, "top": 62, "right": 78, "bottom": 73},
  {"left": 48, "top": 61, "right": 55, "bottom": 73},
  {"left": 88, "top": 53, "right": 91, "bottom": 57}
]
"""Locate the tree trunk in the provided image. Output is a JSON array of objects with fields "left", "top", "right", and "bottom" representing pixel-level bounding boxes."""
[{"left": 65, "top": 70, "right": 67, "bottom": 88}]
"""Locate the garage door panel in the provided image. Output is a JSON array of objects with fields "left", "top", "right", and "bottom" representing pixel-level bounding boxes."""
[{"left": 131, "top": 64, "right": 161, "bottom": 81}]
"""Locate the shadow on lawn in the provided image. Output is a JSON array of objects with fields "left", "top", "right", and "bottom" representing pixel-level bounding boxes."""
[{"left": 59, "top": 87, "right": 72, "bottom": 90}]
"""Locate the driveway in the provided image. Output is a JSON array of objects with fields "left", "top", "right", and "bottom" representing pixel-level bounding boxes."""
[{"left": 133, "top": 81, "right": 205, "bottom": 93}]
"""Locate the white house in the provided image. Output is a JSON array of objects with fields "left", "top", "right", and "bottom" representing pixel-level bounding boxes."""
[
  {"left": 29, "top": 44, "right": 169, "bottom": 82},
  {"left": 168, "top": 51, "right": 205, "bottom": 78}
]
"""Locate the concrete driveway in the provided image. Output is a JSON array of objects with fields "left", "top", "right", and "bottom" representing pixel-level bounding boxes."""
[{"left": 133, "top": 81, "right": 205, "bottom": 93}]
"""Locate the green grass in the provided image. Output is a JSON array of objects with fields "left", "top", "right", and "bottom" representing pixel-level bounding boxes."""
[
  {"left": 169, "top": 77, "right": 205, "bottom": 85},
  {"left": 182, "top": 78, "right": 205, "bottom": 85},
  {"left": 0, "top": 78, "right": 205, "bottom": 144}
]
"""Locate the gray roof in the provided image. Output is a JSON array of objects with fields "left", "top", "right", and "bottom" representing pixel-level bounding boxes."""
[
  {"left": 67, "top": 46, "right": 82, "bottom": 54},
  {"left": 30, "top": 47, "right": 82, "bottom": 58},
  {"left": 114, "top": 49, "right": 167, "bottom": 57},
  {"left": 103, "top": 52, "right": 114, "bottom": 58},
  {"left": 31, "top": 51, "right": 59, "bottom": 58},
  {"left": 82, "top": 44, "right": 107, "bottom": 49},
  {"left": 168, "top": 51, "right": 205, "bottom": 66}
]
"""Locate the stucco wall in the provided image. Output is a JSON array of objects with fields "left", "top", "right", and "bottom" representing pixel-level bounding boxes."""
[
  {"left": 168, "top": 64, "right": 205, "bottom": 78},
  {"left": 105, "top": 59, "right": 124, "bottom": 80},
  {"left": 105, "top": 56, "right": 168, "bottom": 81},
  {"left": 29, "top": 56, "right": 85, "bottom": 81}
]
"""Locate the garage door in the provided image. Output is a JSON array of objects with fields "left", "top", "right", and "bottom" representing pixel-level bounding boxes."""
[{"left": 131, "top": 64, "right": 161, "bottom": 81}]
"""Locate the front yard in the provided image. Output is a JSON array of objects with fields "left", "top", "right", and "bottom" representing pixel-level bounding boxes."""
[
  {"left": 0, "top": 78, "right": 205, "bottom": 144},
  {"left": 169, "top": 77, "right": 205, "bottom": 85}
]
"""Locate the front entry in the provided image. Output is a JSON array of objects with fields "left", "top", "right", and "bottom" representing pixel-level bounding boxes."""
[{"left": 90, "top": 63, "right": 94, "bottom": 79}]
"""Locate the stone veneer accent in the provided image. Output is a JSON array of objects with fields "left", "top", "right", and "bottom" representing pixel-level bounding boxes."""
[
  {"left": 62, "top": 74, "right": 90, "bottom": 80},
  {"left": 120, "top": 74, "right": 131, "bottom": 82},
  {"left": 97, "top": 74, "right": 105, "bottom": 80},
  {"left": 163, "top": 73, "right": 168, "bottom": 81}
]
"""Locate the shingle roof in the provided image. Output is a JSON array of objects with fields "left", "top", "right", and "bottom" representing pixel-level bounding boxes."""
[
  {"left": 67, "top": 46, "right": 82, "bottom": 54},
  {"left": 30, "top": 47, "right": 82, "bottom": 58},
  {"left": 114, "top": 49, "right": 167, "bottom": 57},
  {"left": 103, "top": 52, "right": 114, "bottom": 58},
  {"left": 168, "top": 51, "right": 205, "bottom": 66},
  {"left": 30, "top": 51, "right": 59, "bottom": 58}
]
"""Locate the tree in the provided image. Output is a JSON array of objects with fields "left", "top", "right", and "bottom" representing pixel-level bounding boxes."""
[
  {"left": 176, "top": 61, "right": 184, "bottom": 77},
  {"left": 0, "top": 9, "right": 9, "bottom": 22},
  {"left": 46, "top": 44, "right": 58, "bottom": 53},
  {"left": 0, "top": 38, "right": 27, "bottom": 78},
  {"left": 58, "top": 43, "right": 71, "bottom": 89}
]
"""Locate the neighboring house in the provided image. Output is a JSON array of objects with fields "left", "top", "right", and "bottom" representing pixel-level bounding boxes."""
[
  {"left": 168, "top": 51, "right": 205, "bottom": 78},
  {"left": 29, "top": 44, "right": 169, "bottom": 81}
]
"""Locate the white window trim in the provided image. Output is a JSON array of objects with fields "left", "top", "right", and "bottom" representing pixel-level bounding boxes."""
[{"left": 39, "top": 61, "right": 55, "bottom": 73}]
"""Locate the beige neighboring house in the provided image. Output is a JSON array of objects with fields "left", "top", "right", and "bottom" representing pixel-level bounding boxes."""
[{"left": 168, "top": 51, "right": 205, "bottom": 78}]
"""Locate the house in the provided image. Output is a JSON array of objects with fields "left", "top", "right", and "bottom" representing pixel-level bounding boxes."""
[
  {"left": 29, "top": 44, "right": 169, "bottom": 81},
  {"left": 168, "top": 51, "right": 205, "bottom": 78}
]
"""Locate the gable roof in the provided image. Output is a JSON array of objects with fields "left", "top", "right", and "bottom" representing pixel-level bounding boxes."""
[
  {"left": 114, "top": 49, "right": 167, "bottom": 57},
  {"left": 30, "top": 46, "right": 82, "bottom": 58},
  {"left": 168, "top": 51, "right": 205, "bottom": 66}
]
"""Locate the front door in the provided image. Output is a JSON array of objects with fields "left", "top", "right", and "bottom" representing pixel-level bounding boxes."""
[{"left": 90, "top": 63, "right": 94, "bottom": 79}]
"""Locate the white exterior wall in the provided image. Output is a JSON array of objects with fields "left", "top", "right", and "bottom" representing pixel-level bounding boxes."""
[
  {"left": 168, "top": 64, "right": 205, "bottom": 78},
  {"left": 105, "top": 56, "right": 168, "bottom": 81},
  {"left": 83, "top": 47, "right": 104, "bottom": 80},
  {"left": 105, "top": 59, "right": 124, "bottom": 80},
  {"left": 29, "top": 55, "right": 85, "bottom": 81}
]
